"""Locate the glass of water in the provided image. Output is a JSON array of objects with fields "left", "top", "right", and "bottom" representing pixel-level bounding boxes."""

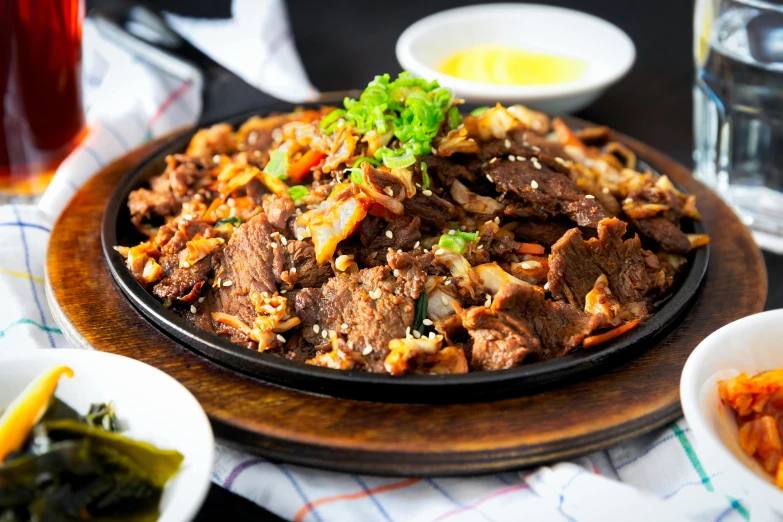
[{"left": 693, "top": 0, "right": 783, "bottom": 252}]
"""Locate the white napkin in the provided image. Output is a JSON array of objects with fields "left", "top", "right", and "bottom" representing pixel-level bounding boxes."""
[{"left": 0, "top": 2, "right": 768, "bottom": 521}]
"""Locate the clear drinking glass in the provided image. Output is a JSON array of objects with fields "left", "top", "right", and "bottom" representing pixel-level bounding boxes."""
[{"left": 693, "top": 0, "right": 783, "bottom": 252}]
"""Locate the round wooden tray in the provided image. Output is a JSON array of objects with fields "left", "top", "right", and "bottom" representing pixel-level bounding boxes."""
[{"left": 46, "top": 131, "right": 767, "bottom": 476}]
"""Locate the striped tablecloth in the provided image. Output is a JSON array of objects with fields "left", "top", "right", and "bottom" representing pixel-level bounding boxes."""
[{"left": 0, "top": 2, "right": 771, "bottom": 521}]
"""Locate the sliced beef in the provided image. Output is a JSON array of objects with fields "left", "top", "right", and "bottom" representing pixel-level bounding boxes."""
[
  {"left": 128, "top": 189, "right": 179, "bottom": 228},
  {"left": 213, "top": 213, "right": 281, "bottom": 323},
  {"left": 364, "top": 165, "right": 408, "bottom": 200},
  {"left": 295, "top": 262, "right": 425, "bottom": 373},
  {"left": 357, "top": 215, "right": 384, "bottom": 247},
  {"left": 153, "top": 257, "right": 211, "bottom": 302},
  {"left": 488, "top": 159, "right": 609, "bottom": 228},
  {"left": 361, "top": 216, "right": 422, "bottom": 266},
  {"left": 403, "top": 193, "right": 455, "bottom": 231},
  {"left": 262, "top": 193, "right": 295, "bottom": 230},
  {"left": 548, "top": 218, "right": 650, "bottom": 310},
  {"left": 155, "top": 218, "right": 214, "bottom": 275},
  {"left": 278, "top": 240, "right": 332, "bottom": 289},
  {"left": 513, "top": 218, "right": 572, "bottom": 246},
  {"left": 633, "top": 217, "right": 691, "bottom": 254},
  {"left": 462, "top": 282, "right": 602, "bottom": 370},
  {"left": 575, "top": 126, "right": 612, "bottom": 147},
  {"left": 422, "top": 155, "right": 476, "bottom": 186}
]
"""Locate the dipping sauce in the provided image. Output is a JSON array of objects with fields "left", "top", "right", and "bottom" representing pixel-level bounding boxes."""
[{"left": 438, "top": 46, "right": 586, "bottom": 86}]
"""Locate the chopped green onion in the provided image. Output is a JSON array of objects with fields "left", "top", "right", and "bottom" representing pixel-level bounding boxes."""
[
  {"left": 438, "top": 234, "right": 466, "bottom": 254},
  {"left": 456, "top": 230, "right": 479, "bottom": 242},
  {"left": 263, "top": 149, "right": 289, "bottom": 179},
  {"left": 412, "top": 293, "right": 428, "bottom": 333},
  {"left": 319, "top": 109, "right": 346, "bottom": 130},
  {"left": 470, "top": 106, "right": 490, "bottom": 117},
  {"left": 287, "top": 185, "right": 308, "bottom": 201},
  {"left": 352, "top": 156, "right": 380, "bottom": 168},
  {"left": 383, "top": 152, "right": 416, "bottom": 169},
  {"left": 345, "top": 167, "right": 365, "bottom": 185},
  {"left": 215, "top": 216, "right": 243, "bottom": 227},
  {"left": 448, "top": 106, "right": 463, "bottom": 130},
  {"left": 420, "top": 162, "right": 430, "bottom": 190}
]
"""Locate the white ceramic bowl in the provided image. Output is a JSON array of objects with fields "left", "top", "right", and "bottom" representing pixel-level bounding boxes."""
[
  {"left": 396, "top": 4, "right": 636, "bottom": 114},
  {"left": 0, "top": 349, "right": 214, "bottom": 522},
  {"left": 681, "top": 310, "right": 783, "bottom": 514}
]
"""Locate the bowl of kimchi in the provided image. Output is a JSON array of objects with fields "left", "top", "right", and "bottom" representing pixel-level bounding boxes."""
[{"left": 681, "top": 309, "right": 783, "bottom": 513}]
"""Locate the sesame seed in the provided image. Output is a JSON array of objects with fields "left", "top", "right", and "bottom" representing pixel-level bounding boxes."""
[
  {"left": 341, "top": 323, "right": 349, "bottom": 330},
  {"left": 290, "top": 267, "right": 297, "bottom": 273},
  {"left": 489, "top": 157, "right": 498, "bottom": 164},
  {"left": 362, "top": 346, "right": 373, "bottom": 355},
  {"left": 484, "top": 295, "right": 492, "bottom": 308},
  {"left": 429, "top": 332, "right": 437, "bottom": 339},
  {"left": 544, "top": 282, "right": 551, "bottom": 291},
  {"left": 227, "top": 198, "right": 235, "bottom": 207},
  {"left": 271, "top": 242, "right": 278, "bottom": 249},
  {"left": 393, "top": 269, "right": 401, "bottom": 277},
  {"left": 504, "top": 139, "right": 511, "bottom": 148},
  {"left": 223, "top": 280, "right": 233, "bottom": 287},
  {"left": 602, "top": 187, "right": 610, "bottom": 194},
  {"left": 441, "top": 295, "right": 450, "bottom": 305},
  {"left": 321, "top": 329, "right": 328, "bottom": 339},
  {"left": 516, "top": 155, "right": 524, "bottom": 161},
  {"left": 585, "top": 194, "right": 595, "bottom": 199},
  {"left": 384, "top": 186, "right": 394, "bottom": 196},
  {"left": 555, "top": 157, "right": 566, "bottom": 165},
  {"left": 198, "top": 297, "right": 205, "bottom": 303},
  {"left": 413, "top": 329, "right": 422, "bottom": 339},
  {"left": 444, "top": 280, "right": 451, "bottom": 285},
  {"left": 508, "top": 155, "right": 516, "bottom": 162},
  {"left": 414, "top": 241, "right": 421, "bottom": 249},
  {"left": 280, "top": 289, "right": 287, "bottom": 294},
  {"left": 217, "top": 278, "right": 222, "bottom": 286},
  {"left": 435, "top": 248, "right": 445, "bottom": 255},
  {"left": 486, "top": 174, "right": 494, "bottom": 183},
  {"left": 477, "top": 244, "right": 484, "bottom": 250},
  {"left": 624, "top": 198, "right": 633, "bottom": 204},
  {"left": 494, "top": 217, "right": 501, "bottom": 224},
  {"left": 386, "top": 230, "right": 394, "bottom": 239},
  {"left": 281, "top": 236, "right": 288, "bottom": 245},
  {"left": 182, "top": 261, "right": 191, "bottom": 268},
  {"left": 313, "top": 324, "right": 320, "bottom": 334},
  {"left": 431, "top": 147, "right": 438, "bottom": 155},
  {"left": 531, "top": 180, "right": 539, "bottom": 189},
  {"left": 521, "top": 262, "right": 531, "bottom": 269},
  {"left": 423, "top": 318, "right": 433, "bottom": 326},
  {"left": 448, "top": 229, "right": 456, "bottom": 235},
  {"left": 416, "top": 183, "right": 421, "bottom": 188},
  {"left": 531, "top": 146, "right": 541, "bottom": 152},
  {"left": 422, "top": 190, "right": 433, "bottom": 196},
  {"left": 190, "top": 305, "right": 197, "bottom": 313},
  {"left": 276, "top": 334, "right": 286, "bottom": 343},
  {"left": 406, "top": 326, "right": 411, "bottom": 335}
]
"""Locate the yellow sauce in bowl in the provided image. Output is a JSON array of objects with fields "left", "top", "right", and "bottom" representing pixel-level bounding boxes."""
[{"left": 438, "top": 46, "right": 587, "bottom": 86}]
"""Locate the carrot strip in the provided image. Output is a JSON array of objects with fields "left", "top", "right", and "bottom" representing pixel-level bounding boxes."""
[
  {"left": 517, "top": 243, "right": 545, "bottom": 255},
  {"left": 288, "top": 149, "right": 325, "bottom": 183},
  {"left": 583, "top": 319, "right": 640, "bottom": 349},
  {"left": 552, "top": 117, "right": 586, "bottom": 150}
]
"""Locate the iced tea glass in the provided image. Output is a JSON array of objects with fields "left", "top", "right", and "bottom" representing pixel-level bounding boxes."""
[{"left": 0, "top": 0, "right": 85, "bottom": 202}]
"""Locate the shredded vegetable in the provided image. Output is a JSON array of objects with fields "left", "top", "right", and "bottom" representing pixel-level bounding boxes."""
[
  {"left": 345, "top": 168, "right": 365, "bottom": 185},
  {"left": 287, "top": 185, "right": 308, "bottom": 201},
  {"left": 420, "top": 162, "right": 430, "bottom": 190},
  {"left": 215, "top": 216, "right": 243, "bottom": 227},
  {"left": 325, "top": 72, "right": 454, "bottom": 168},
  {"left": 352, "top": 156, "right": 380, "bottom": 168},
  {"left": 448, "top": 106, "right": 463, "bottom": 130},
  {"left": 264, "top": 149, "right": 289, "bottom": 179},
  {"left": 470, "top": 106, "right": 490, "bottom": 117}
]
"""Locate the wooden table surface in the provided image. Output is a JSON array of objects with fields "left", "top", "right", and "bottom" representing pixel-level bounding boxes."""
[{"left": 88, "top": 0, "right": 783, "bottom": 519}]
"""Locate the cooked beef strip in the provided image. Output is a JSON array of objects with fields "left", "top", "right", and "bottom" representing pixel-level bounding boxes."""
[
  {"left": 548, "top": 218, "right": 650, "bottom": 310},
  {"left": 488, "top": 159, "right": 609, "bottom": 228},
  {"left": 357, "top": 215, "right": 385, "bottom": 247},
  {"left": 155, "top": 218, "right": 214, "bottom": 275},
  {"left": 513, "top": 218, "right": 573, "bottom": 246},
  {"left": 280, "top": 240, "right": 332, "bottom": 289},
  {"left": 262, "top": 193, "right": 295, "bottom": 230},
  {"left": 153, "top": 256, "right": 211, "bottom": 302},
  {"left": 213, "top": 213, "right": 282, "bottom": 323},
  {"left": 422, "top": 155, "right": 476, "bottom": 186},
  {"left": 128, "top": 189, "right": 180, "bottom": 228},
  {"left": 575, "top": 126, "right": 612, "bottom": 146},
  {"left": 360, "top": 216, "right": 422, "bottom": 267},
  {"left": 403, "top": 193, "right": 456, "bottom": 231},
  {"left": 295, "top": 261, "right": 425, "bottom": 372},
  {"left": 462, "top": 281, "right": 602, "bottom": 370},
  {"left": 632, "top": 217, "right": 692, "bottom": 254}
]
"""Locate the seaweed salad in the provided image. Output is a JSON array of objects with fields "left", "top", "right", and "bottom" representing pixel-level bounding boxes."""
[{"left": 0, "top": 366, "right": 183, "bottom": 521}]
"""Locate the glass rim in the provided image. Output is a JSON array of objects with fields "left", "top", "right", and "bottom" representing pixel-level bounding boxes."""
[{"left": 736, "top": 0, "right": 783, "bottom": 13}]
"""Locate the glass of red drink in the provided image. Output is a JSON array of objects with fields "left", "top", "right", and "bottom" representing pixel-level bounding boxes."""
[{"left": 0, "top": 0, "right": 86, "bottom": 202}]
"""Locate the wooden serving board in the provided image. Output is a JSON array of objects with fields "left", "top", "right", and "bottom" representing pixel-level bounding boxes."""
[{"left": 46, "top": 131, "right": 767, "bottom": 476}]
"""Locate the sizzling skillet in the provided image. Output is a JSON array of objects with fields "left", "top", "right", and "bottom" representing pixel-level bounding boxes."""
[{"left": 100, "top": 102, "right": 708, "bottom": 403}]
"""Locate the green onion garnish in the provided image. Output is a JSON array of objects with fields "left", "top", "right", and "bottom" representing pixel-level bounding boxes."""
[
  {"left": 438, "top": 234, "right": 467, "bottom": 254},
  {"left": 352, "top": 156, "right": 380, "bottom": 168},
  {"left": 345, "top": 167, "right": 365, "bottom": 185},
  {"left": 288, "top": 185, "right": 308, "bottom": 201},
  {"left": 319, "top": 109, "right": 346, "bottom": 130},
  {"left": 420, "top": 162, "right": 430, "bottom": 190},
  {"left": 448, "top": 106, "right": 462, "bottom": 130},
  {"left": 264, "top": 149, "right": 289, "bottom": 179},
  {"left": 456, "top": 230, "right": 479, "bottom": 242},
  {"left": 215, "top": 216, "right": 243, "bottom": 227},
  {"left": 470, "top": 106, "right": 490, "bottom": 117},
  {"left": 412, "top": 293, "right": 428, "bottom": 333},
  {"left": 328, "top": 72, "right": 454, "bottom": 169}
]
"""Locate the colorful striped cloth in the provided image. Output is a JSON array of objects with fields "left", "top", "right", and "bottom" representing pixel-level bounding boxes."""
[{"left": 0, "top": 3, "right": 771, "bottom": 521}]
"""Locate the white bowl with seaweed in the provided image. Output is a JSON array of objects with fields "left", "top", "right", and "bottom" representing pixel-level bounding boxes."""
[{"left": 0, "top": 349, "right": 214, "bottom": 522}]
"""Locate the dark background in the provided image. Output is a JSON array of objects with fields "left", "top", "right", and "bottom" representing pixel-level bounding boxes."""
[{"left": 86, "top": 0, "right": 783, "bottom": 519}]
